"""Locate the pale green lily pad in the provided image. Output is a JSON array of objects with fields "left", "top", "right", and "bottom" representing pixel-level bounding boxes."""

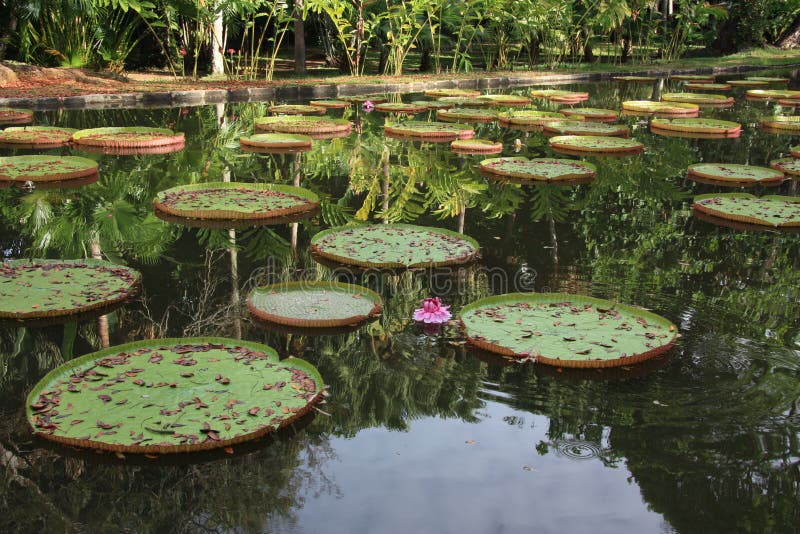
[
  {"left": 0, "top": 155, "right": 98, "bottom": 183},
  {"left": 613, "top": 76, "right": 658, "bottom": 83},
  {"left": 759, "top": 116, "right": 800, "bottom": 131},
  {"left": 683, "top": 83, "right": 732, "bottom": 91},
  {"left": 0, "top": 126, "right": 77, "bottom": 147},
  {"left": 424, "top": 89, "right": 481, "bottom": 98},
  {"left": 437, "top": 108, "right": 500, "bottom": 123},
  {"left": 621, "top": 100, "right": 699, "bottom": 115},
  {"left": 543, "top": 120, "right": 629, "bottom": 137},
  {"left": 460, "top": 293, "right": 678, "bottom": 367},
  {"left": 693, "top": 193, "right": 800, "bottom": 228},
  {"left": 661, "top": 93, "right": 733, "bottom": 105},
  {"left": 72, "top": 127, "right": 184, "bottom": 148},
  {"left": 268, "top": 104, "right": 326, "bottom": 116},
  {"left": 769, "top": 158, "right": 800, "bottom": 177},
  {"left": 549, "top": 135, "right": 644, "bottom": 153},
  {"left": 310, "top": 224, "right": 480, "bottom": 269},
  {"left": 309, "top": 100, "right": 350, "bottom": 109},
  {"left": 746, "top": 89, "right": 800, "bottom": 100},
  {"left": 0, "top": 108, "right": 33, "bottom": 124},
  {"left": 340, "top": 95, "right": 387, "bottom": 104},
  {"left": 727, "top": 80, "right": 769, "bottom": 87},
  {"left": 480, "top": 157, "right": 596, "bottom": 184},
  {"left": 671, "top": 74, "right": 715, "bottom": 82},
  {"left": 746, "top": 76, "right": 789, "bottom": 84},
  {"left": 436, "top": 96, "right": 495, "bottom": 107},
  {"left": 410, "top": 100, "right": 455, "bottom": 110},
  {"left": 374, "top": 102, "right": 428, "bottom": 113},
  {"left": 559, "top": 108, "right": 618, "bottom": 121},
  {"left": 498, "top": 111, "right": 569, "bottom": 126},
  {"left": 650, "top": 118, "right": 741, "bottom": 134},
  {"left": 27, "top": 338, "right": 323, "bottom": 453},
  {"left": 384, "top": 121, "right": 474, "bottom": 141},
  {"left": 239, "top": 133, "right": 313, "bottom": 152},
  {"left": 687, "top": 163, "right": 784, "bottom": 186},
  {"left": 254, "top": 116, "right": 352, "bottom": 136},
  {"left": 477, "top": 94, "right": 532, "bottom": 105}
]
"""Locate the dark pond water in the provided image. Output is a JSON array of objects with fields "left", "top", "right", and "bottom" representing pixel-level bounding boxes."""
[{"left": 1, "top": 69, "right": 799, "bottom": 533}]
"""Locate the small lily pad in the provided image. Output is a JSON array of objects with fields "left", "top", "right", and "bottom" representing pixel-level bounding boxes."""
[
  {"left": 769, "top": 158, "right": 800, "bottom": 177},
  {"left": 727, "top": 80, "right": 770, "bottom": 87},
  {"left": 309, "top": 100, "right": 350, "bottom": 109},
  {"left": 374, "top": 102, "right": 428, "bottom": 114},
  {"left": 340, "top": 95, "right": 388, "bottom": 104},
  {"left": 759, "top": 116, "right": 800, "bottom": 132},
  {"left": 683, "top": 83, "right": 732, "bottom": 91},
  {"left": 477, "top": 94, "right": 532, "bottom": 106},
  {"left": 613, "top": 76, "right": 658, "bottom": 83},
  {"left": 498, "top": 111, "right": 570, "bottom": 126},
  {"left": 424, "top": 89, "right": 482, "bottom": 98},
  {"left": 671, "top": 74, "right": 715, "bottom": 82},
  {"left": 746, "top": 76, "right": 789, "bottom": 84}
]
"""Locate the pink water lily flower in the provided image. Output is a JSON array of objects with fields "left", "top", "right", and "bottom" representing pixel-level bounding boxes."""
[
  {"left": 413, "top": 297, "right": 452, "bottom": 324},
  {"left": 362, "top": 100, "right": 375, "bottom": 112}
]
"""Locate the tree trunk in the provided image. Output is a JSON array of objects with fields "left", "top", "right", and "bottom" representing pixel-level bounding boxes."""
[
  {"left": 294, "top": 0, "right": 306, "bottom": 75},
  {"left": 0, "top": 13, "right": 17, "bottom": 61},
  {"left": 778, "top": 15, "right": 800, "bottom": 49},
  {"left": 211, "top": 8, "right": 225, "bottom": 75}
]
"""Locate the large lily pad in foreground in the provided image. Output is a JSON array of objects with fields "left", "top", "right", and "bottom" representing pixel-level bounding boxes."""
[
  {"left": 460, "top": 293, "right": 678, "bottom": 368},
  {"left": 248, "top": 281, "right": 382, "bottom": 329},
  {"left": 693, "top": 193, "right": 800, "bottom": 228},
  {"left": 687, "top": 163, "right": 784, "bottom": 187},
  {"left": 0, "top": 155, "right": 98, "bottom": 188},
  {"left": 310, "top": 224, "right": 480, "bottom": 269},
  {"left": 154, "top": 182, "right": 319, "bottom": 226},
  {"left": 0, "top": 126, "right": 77, "bottom": 148},
  {"left": 480, "top": 157, "right": 596, "bottom": 184},
  {"left": 0, "top": 259, "right": 140, "bottom": 323},
  {"left": 72, "top": 127, "right": 185, "bottom": 149},
  {"left": 549, "top": 135, "right": 644, "bottom": 155},
  {"left": 384, "top": 121, "right": 474, "bottom": 141},
  {"left": 27, "top": 338, "right": 323, "bottom": 453}
]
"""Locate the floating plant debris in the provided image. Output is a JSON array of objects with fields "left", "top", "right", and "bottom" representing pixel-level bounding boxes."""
[
  {"left": 26, "top": 338, "right": 323, "bottom": 453},
  {"left": 460, "top": 293, "right": 678, "bottom": 368}
]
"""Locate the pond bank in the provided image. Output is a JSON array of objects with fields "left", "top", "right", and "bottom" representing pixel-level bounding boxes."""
[{"left": 2, "top": 56, "right": 800, "bottom": 110}]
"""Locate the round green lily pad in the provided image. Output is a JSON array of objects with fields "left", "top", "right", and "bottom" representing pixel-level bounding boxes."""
[
  {"left": 746, "top": 89, "right": 800, "bottom": 100},
  {"left": 769, "top": 158, "right": 800, "bottom": 177},
  {"left": 479, "top": 157, "right": 597, "bottom": 185},
  {"left": 693, "top": 193, "right": 800, "bottom": 228},
  {"left": 254, "top": 116, "right": 352, "bottom": 136},
  {"left": 661, "top": 92, "right": 733, "bottom": 106},
  {"left": 0, "top": 108, "right": 33, "bottom": 125},
  {"left": 239, "top": 133, "right": 312, "bottom": 154},
  {"left": 621, "top": 100, "right": 699, "bottom": 116},
  {"left": 498, "top": 111, "right": 569, "bottom": 126},
  {"left": 460, "top": 293, "right": 678, "bottom": 368},
  {"left": 374, "top": 102, "right": 428, "bottom": 114},
  {"left": 613, "top": 76, "right": 658, "bottom": 83},
  {"left": 436, "top": 108, "right": 500, "bottom": 123},
  {"left": 746, "top": 76, "right": 789, "bottom": 84},
  {"left": 650, "top": 117, "right": 741, "bottom": 136},
  {"left": 549, "top": 135, "right": 644, "bottom": 155},
  {"left": 410, "top": 100, "right": 455, "bottom": 110},
  {"left": 0, "top": 259, "right": 140, "bottom": 322},
  {"left": 436, "top": 96, "right": 495, "bottom": 107},
  {"left": 27, "top": 337, "right": 323, "bottom": 454},
  {"left": 72, "top": 127, "right": 184, "bottom": 149},
  {"left": 310, "top": 224, "right": 480, "bottom": 269},
  {"left": 268, "top": 104, "right": 326, "bottom": 116},
  {"left": 759, "top": 116, "right": 800, "bottom": 131},
  {"left": 683, "top": 83, "right": 732, "bottom": 91},
  {"left": 542, "top": 120, "right": 629, "bottom": 137},
  {"left": 559, "top": 108, "right": 618, "bottom": 122},
  {"left": 0, "top": 126, "right": 77, "bottom": 148},
  {"left": 0, "top": 155, "right": 99, "bottom": 187},
  {"left": 340, "top": 95, "right": 388, "bottom": 104},
  {"left": 384, "top": 121, "right": 474, "bottom": 141},
  {"left": 248, "top": 281, "right": 382, "bottom": 329},
  {"left": 530, "top": 89, "right": 590, "bottom": 101},
  {"left": 451, "top": 138, "right": 503, "bottom": 155},
  {"left": 477, "top": 94, "right": 532, "bottom": 106},
  {"left": 309, "top": 99, "right": 350, "bottom": 109},
  {"left": 671, "top": 74, "right": 715, "bottom": 82},
  {"left": 790, "top": 145, "right": 800, "bottom": 158},
  {"left": 687, "top": 163, "right": 784, "bottom": 187},
  {"left": 154, "top": 182, "right": 319, "bottom": 226},
  {"left": 424, "top": 89, "right": 482, "bottom": 98},
  {"left": 727, "top": 79, "right": 770, "bottom": 87}
]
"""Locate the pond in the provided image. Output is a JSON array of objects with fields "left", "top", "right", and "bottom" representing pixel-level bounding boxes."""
[{"left": 1, "top": 70, "right": 799, "bottom": 533}]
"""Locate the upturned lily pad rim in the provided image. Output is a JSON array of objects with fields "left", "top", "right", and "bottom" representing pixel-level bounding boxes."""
[
  {"left": 451, "top": 138, "right": 504, "bottom": 154},
  {"left": 559, "top": 108, "right": 618, "bottom": 122},
  {"left": 26, "top": 337, "right": 324, "bottom": 454},
  {"left": 613, "top": 75, "right": 658, "bottom": 82},
  {"left": 0, "top": 258, "right": 141, "bottom": 321},
  {"left": 424, "top": 88, "right": 482, "bottom": 98},
  {"left": 687, "top": 163, "right": 785, "bottom": 186},
  {"left": 477, "top": 94, "right": 532, "bottom": 105},
  {"left": 769, "top": 158, "right": 800, "bottom": 177},
  {"left": 671, "top": 74, "right": 715, "bottom": 82},
  {"left": 268, "top": 104, "right": 326, "bottom": 115},
  {"left": 745, "top": 89, "right": 800, "bottom": 100},
  {"left": 459, "top": 292, "right": 678, "bottom": 368},
  {"left": 239, "top": 133, "right": 313, "bottom": 151},
  {"left": 248, "top": 281, "right": 383, "bottom": 328},
  {"left": 374, "top": 102, "right": 428, "bottom": 113},
  {"left": 790, "top": 145, "right": 800, "bottom": 158},
  {"left": 727, "top": 79, "right": 770, "bottom": 87},
  {"left": 661, "top": 93, "right": 734, "bottom": 105},
  {"left": 0, "top": 126, "right": 78, "bottom": 147},
  {"left": 683, "top": 83, "right": 732, "bottom": 91},
  {"left": 692, "top": 193, "right": 800, "bottom": 228},
  {"left": 383, "top": 121, "right": 475, "bottom": 141},
  {"left": 72, "top": 127, "right": 185, "bottom": 148},
  {"left": 309, "top": 223, "right": 481, "bottom": 270},
  {"left": 480, "top": 156, "right": 597, "bottom": 184},
  {"left": 498, "top": 111, "right": 571, "bottom": 126},
  {"left": 308, "top": 99, "right": 350, "bottom": 108},
  {"left": 254, "top": 116, "right": 352, "bottom": 135},
  {"left": 0, "top": 155, "right": 99, "bottom": 183},
  {"left": 759, "top": 116, "right": 800, "bottom": 130},
  {"left": 621, "top": 100, "right": 700, "bottom": 115},
  {"left": 154, "top": 182, "right": 319, "bottom": 223},
  {"left": 650, "top": 117, "right": 742, "bottom": 134},
  {"left": 548, "top": 135, "right": 644, "bottom": 153},
  {"left": 746, "top": 76, "right": 790, "bottom": 83},
  {"left": 0, "top": 108, "right": 34, "bottom": 124},
  {"left": 436, "top": 108, "right": 500, "bottom": 123},
  {"left": 542, "top": 120, "right": 630, "bottom": 137}
]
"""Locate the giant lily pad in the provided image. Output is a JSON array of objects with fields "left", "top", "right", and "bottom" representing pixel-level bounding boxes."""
[
  {"left": 248, "top": 281, "right": 382, "bottom": 329},
  {"left": 436, "top": 108, "right": 500, "bottom": 123},
  {"left": 559, "top": 108, "right": 618, "bottom": 122},
  {"left": 451, "top": 138, "right": 503, "bottom": 155},
  {"left": 374, "top": 102, "right": 428, "bottom": 114},
  {"left": 661, "top": 92, "right": 733, "bottom": 106},
  {"left": 27, "top": 337, "right": 323, "bottom": 453},
  {"left": 310, "top": 224, "right": 480, "bottom": 269},
  {"left": 693, "top": 193, "right": 800, "bottom": 229},
  {"left": 460, "top": 293, "right": 678, "bottom": 368},
  {"left": 0, "top": 126, "right": 77, "bottom": 148},
  {"left": 268, "top": 104, "right": 326, "bottom": 116},
  {"left": 759, "top": 116, "right": 800, "bottom": 132},
  {"left": 154, "top": 182, "right": 319, "bottom": 227},
  {"left": 0, "top": 108, "right": 33, "bottom": 125},
  {"left": 0, "top": 155, "right": 99, "bottom": 188},
  {"left": 687, "top": 163, "right": 784, "bottom": 187},
  {"left": 72, "top": 127, "right": 184, "bottom": 149},
  {"left": 790, "top": 145, "right": 800, "bottom": 158},
  {"left": 498, "top": 111, "right": 570, "bottom": 126},
  {"left": 613, "top": 76, "right": 658, "bottom": 83},
  {"left": 410, "top": 100, "right": 455, "bottom": 110},
  {"left": 530, "top": 89, "right": 590, "bottom": 103},
  {"left": 436, "top": 96, "right": 495, "bottom": 107},
  {"left": 0, "top": 259, "right": 140, "bottom": 323},
  {"left": 769, "top": 158, "right": 800, "bottom": 177},
  {"left": 727, "top": 79, "right": 770, "bottom": 87},
  {"left": 542, "top": 120, "right": 629, "bottom": 137},
  {"left": 650, "top": 117, "right": 741, "bottom": 137},
  {"left": 254, "top": 116, "right": 352, "bottom": 138},
  {"left": 384, "top": 121, "right": 474, "bottom": 141},
  {"left": 477, "top": 94, "right": 532, "bottom": 106},
  {"left": 746, "top": 89, "right": 800, "bottom": 100},
  {"left": 309, "top": 100, "right": 350, "bottom": 109},
  {"left": 340, "top": 95, "right": 388, "bottom": 104},
  {"left": 548, "top": 135, "right": 644, "bottom": 155},
  {"left": 746, "top": 76, "right": 789, "bottom": 84},
  {"left": 239, "top": 133, "right": 312, "bottom": 154},
  {"left": 671, "top": 74, "right": 715, "bottom": 82},
  {"left": 424, "top": 88, "right": 481, "bottom": 98},
  {"left": 621, "top": 100, "right": 699, "bottom": 116},
  {"left": 683, "top": 83, "right": 732, "bottom": 91},
  {"left": 479, "top": 157, "right": 596, "bottom": 185}
]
